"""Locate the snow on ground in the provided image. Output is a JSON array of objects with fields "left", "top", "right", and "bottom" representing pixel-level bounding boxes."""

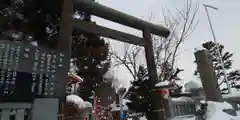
[
  {"left": 66, "top": 94, "right": 92, "bottom": 109},
  {"left": 170, "top": 101, "right": 240, "bottom": 120},
  {"left": 205, "top": 101, "right": 240, "bottom": 120}
]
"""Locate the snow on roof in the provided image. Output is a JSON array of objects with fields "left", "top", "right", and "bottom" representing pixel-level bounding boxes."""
[
  {"left": 183, "top": 80, "right": 202, "bottom": 92},
  {"left": 155, "top": 81, "right": 169, "bottom": 87},
  {"left": 66, "top": 95, "right": 92, "bottom": 109}
]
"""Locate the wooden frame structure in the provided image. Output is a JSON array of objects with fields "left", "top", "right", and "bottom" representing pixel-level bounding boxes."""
[
  {"left": 0, "top": 0, "right": 171, "bottom": 120},
  {"left": 74, "top": 0, "right": 170, "bottom": 43},
  {"left": 72, "top": 0, "right": 170, "bottom": 120}
]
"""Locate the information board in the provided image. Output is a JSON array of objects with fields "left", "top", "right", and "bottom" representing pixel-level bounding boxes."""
[{"left": 0, "top": 40, "right": 69, "bottom": 102}]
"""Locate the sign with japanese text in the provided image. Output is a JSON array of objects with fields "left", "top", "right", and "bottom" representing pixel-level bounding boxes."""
[{"left": 0, "top": 40, "right": 69, "bottom": 102}]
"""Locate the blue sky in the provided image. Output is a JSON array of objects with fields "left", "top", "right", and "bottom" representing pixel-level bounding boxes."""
[{"left": 92, "top": 0, "right": 240, "bottom": 87}]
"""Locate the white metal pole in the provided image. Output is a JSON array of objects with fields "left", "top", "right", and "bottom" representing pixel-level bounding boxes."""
[{"left": 203, "top": 4, "right": 231, "bottom": 93}]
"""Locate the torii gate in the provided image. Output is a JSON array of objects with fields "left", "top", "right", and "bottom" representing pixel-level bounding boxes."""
[{"left": 57, "top": 0, "right": 170, "bottom": 120}]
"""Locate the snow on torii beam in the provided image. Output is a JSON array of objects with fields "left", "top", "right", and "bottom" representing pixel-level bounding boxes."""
[{"left": 74, "top": 0, "right": 170, "bottom": 45}]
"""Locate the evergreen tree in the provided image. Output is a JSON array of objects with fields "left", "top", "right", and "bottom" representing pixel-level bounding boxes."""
[
  {"left": 194, "top": 41, "right": 240, "bottom": 92},
  {"left": 158, "top": 61, "right": 184, "bottom": 94},
  {"left": 0, "top": 0, "right": 63, "bottom": 47},
  {"left": 126, "top": 64, "right": 184, "bottom": 115},
  {"left": 73, "top": 16, "right": 110, "bottom": 101},
  {"left": 126, "top": 66, "right": 153, "bottom": 116}
]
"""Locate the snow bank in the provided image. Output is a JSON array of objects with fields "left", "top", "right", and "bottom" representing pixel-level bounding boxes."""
[
  {"left": 205, "top": 101, "right": 240, "bottom": 120},
  {"left": 66, "top": 95, "right": 92, "bottom": 109}
]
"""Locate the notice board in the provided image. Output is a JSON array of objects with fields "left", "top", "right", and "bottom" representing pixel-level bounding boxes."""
[{"left": 0, "top": 40, "right": 69, "bottom": 102}]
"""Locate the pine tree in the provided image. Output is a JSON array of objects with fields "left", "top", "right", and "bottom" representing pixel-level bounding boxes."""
[
  {"left": 126, "top": 66, "right": 152, "bottom": 116},
  {"left": 194, "top": 41, "right": 240, "bottom": 92},
  {"left": 126, "top": 64, "right": 184, "bottom": 116},
  {"left": 158, "top": 62, "right": 184, "bottom": 94},
  {"left": 0, "top": 0, "right": 63, "bottom": 47},
  {"left": 72, "top": 14, "right": 110, "bottom": 101}
]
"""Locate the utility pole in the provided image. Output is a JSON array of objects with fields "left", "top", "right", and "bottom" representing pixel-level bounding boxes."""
[
  {"left": 143, "top": 28, "right": 166, "bottom": 120},
  {"left": 203, "top": 4, "right": 231, "bottom": 93}
]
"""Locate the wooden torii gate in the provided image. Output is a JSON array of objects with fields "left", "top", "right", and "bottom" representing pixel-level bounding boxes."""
[{"left": 57, "top": 0, "right": 170, "bottom": 120}]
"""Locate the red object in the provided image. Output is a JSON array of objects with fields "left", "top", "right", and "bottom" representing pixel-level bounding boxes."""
[
  {"left": 158, "top": 89, "right": 168, "bottom": 95},
  {"left": 93, "top": 95, "right": 99, "bottom": 120},
  {"left": 158, "top": 89, "right": 169, "bottom": 99}
]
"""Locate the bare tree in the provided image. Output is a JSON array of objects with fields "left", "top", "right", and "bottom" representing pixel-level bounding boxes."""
[
  {"left": 111, "top": 0, "right": 199, "bottom": 81},
  {"left": 110, "top": 44, "right": 143, "bottom": 80}
]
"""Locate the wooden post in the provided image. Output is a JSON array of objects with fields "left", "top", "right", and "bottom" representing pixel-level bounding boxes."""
[
  {"left": 57, "top": 0, "right": 73, "bottom": 53},
  {"left": 57, "top": 0, "right": 73, "bottom": 119},
  {"left": 194, "top": 50, "right": 223, "bottom": 102},
  {"left": 143, "top": 28, "right": 166, "bottom": 120},
  {"left": 115, "top": 94, "right": 120, "bottom": 120}
]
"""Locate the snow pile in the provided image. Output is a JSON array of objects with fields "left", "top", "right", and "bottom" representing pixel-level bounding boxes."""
[
  {"left": 139, "top": 116, "right": 147, "bottom": 120},
  {"left": 205, "top": 101, "right": 240, "bottom": 120},
  {"left": 66, "top": 94, "right": 92, "bottom": 109},
  {"left": 155, "top": 81, "right": 169, "bottom": 87}
]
